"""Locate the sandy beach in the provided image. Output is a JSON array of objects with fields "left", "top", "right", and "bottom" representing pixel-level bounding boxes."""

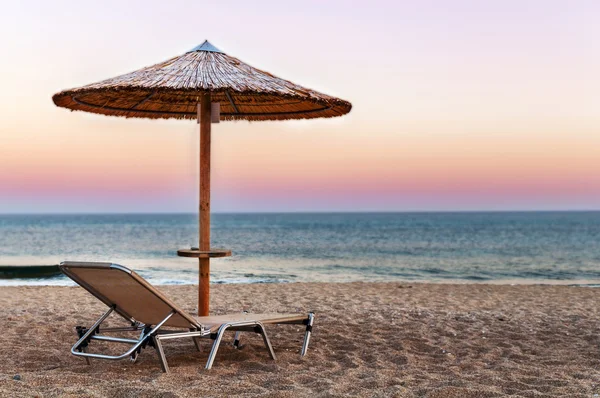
[{"left": 1, "top": 282, "right": 599, "bottom": 397}]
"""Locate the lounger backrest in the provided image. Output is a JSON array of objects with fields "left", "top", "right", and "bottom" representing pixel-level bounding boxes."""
[{"left": 59, "top": 261, "right": 201, "bottom": 330}]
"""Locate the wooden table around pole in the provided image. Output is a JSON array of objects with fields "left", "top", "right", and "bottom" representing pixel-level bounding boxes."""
[{"left": 177, "top": 93, "right": 231, "bottom": 316}]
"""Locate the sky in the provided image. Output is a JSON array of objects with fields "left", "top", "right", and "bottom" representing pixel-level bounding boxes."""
[{"left": 0, "top": 0, "right": 599, "bottom": 213}]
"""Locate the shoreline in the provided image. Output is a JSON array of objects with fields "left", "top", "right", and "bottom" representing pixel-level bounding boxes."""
[
  {"left": 1, "top": 282, "right": 599, "bottom": 396},
  {"left": 3, "top": 277, "right": 600, "bottom": 287}
]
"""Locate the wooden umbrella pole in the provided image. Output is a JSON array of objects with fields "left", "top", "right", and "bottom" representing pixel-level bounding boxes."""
[{"left": 198, "top": 93, "right": 211, "bottom": 316}]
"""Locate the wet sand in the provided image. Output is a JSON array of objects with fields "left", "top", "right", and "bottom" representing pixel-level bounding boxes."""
[{"left": 1, "top": 282, "right": 599, "bottom": 397}]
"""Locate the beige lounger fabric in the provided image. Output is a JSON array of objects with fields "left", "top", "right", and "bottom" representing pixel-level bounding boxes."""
[
  {"left": 197, "top": 313, "right": 309, "bottom": 332},
  {"left": 61, "top": 262, "right": 200, "bottom": 328}
]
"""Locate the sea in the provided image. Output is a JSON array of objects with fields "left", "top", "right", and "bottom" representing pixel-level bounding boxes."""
[{"left": 0, "top": 212, "right": 599, "bottom": 286}]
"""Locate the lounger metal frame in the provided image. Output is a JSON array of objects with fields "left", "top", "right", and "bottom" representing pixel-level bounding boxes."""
[
  {"left": 71, "top": 305, "right": 279, "bottom": 371},
  {"left": 61, "top": 261, "right": 315, "bottom": 372}
]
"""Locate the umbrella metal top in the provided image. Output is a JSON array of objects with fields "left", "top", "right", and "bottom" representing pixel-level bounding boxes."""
[{"left": 52, "top": 40, "right": 351, "bottom": 121}]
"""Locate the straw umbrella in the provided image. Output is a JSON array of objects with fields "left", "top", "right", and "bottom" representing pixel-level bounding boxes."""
[{"left": 52, "top": 40, "right": 352, "bottom": 316}]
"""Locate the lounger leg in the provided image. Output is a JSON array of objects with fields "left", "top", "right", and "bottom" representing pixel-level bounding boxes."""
[
  {"left": 81, "top": 347, "right": 91, "bottom": 365},
  {"left": 233, "top": 331, "right": 241, "bottom": 349},
  {"left": 153, "top": 336, "right": 169, "bottom": 373},
  {"left": 205, "top": 324, "right": 229, "bottom": 370},
  {"left": 256, "top": 323, "right": 276, "bottom": 360},
  {"left": 188, "top": 328, "right": 202, "bottom": 351},
  {"left": 233, "top": 310, "right": 247, "bottom": 349},
  {"left": 301, "top": 312, "right": 315, "bottom": 357},
  {"left": 192, "top": 337, "right": 202, "bottom": 352}
]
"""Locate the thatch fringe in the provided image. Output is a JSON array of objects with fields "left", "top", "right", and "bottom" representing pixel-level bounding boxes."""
[{"left": 52, "top": 48, "right": 351, "bottom": 121}]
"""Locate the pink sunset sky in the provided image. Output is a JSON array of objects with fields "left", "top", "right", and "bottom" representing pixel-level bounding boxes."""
[{"left": 0, "top": 0, "right": 599, "bottom": 213}]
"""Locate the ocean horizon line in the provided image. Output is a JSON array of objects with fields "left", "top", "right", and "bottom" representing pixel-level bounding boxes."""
[{"left": 1, "top": 209, "right": 600, "bottom": 216}]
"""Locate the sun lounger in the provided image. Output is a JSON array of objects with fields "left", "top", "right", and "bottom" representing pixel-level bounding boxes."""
[{"left": 59, "top": 261, "right": 314, "bottom": 372}]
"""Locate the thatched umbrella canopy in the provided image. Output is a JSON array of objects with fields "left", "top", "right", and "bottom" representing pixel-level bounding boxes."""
[
  {"left": 53, "top": 40, "right": 351, "bottom": 121},
  {"left": 53, "top": 40, "right": 352, "bottom": 315}
]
